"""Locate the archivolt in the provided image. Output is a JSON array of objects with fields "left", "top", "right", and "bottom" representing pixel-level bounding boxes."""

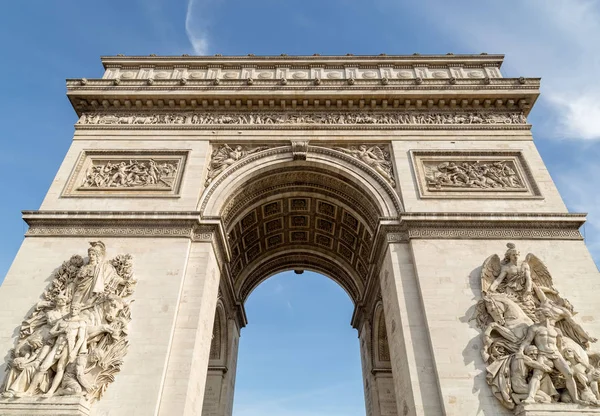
[{"left": 198, "top": 144, "right": 403, "bottom": 305}]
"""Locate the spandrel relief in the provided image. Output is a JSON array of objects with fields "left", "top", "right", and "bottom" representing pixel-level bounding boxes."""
[
  {"left": 334, "top": 145, "right": 396, "bottom": 187},
  {"left": 473, "top": 243, "right": 600, "bottom": 411},
  {"left": 0, "top": 242, "right": 136, "bottom": 402},
  {"left": 205, "top": 144, "right": 268, "bottom": 186},
  {"left": 63, "top": 151, "right": 187, "bottom": 197}
]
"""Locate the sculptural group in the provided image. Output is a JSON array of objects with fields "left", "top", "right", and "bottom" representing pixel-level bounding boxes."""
[
  {"left": 0, "top": 242, "right": 136, "bottom": 402},
  {"left": 82, "top": 159, "right": 179, "bottom": 189},
  {"left": 475, "top": 243, "right": 600, "bottom": 410},
  {"left": 425, "top": 160, "right": 523, "bottom": 190}
]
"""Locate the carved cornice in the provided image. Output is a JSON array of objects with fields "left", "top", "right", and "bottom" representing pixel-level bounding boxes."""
[
  {"left": 369, "top": 212, "right": 585, "bottom": 282},
  {"left": 100, "top": 53, "right": 506, "bottom": 68},
  {"left": 67, "top": 55, "right": 542, "bottom": 116},
  {"left": 23, "top": 211, "right": 584, "bottom": 241}
]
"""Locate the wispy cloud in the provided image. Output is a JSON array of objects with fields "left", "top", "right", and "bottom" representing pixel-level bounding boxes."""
[
  {"left": 185, "top": 0, "right": 211, "bottom": 54},
  {"left": 404, "top": 0, "right": 600, "bottom": 140}
]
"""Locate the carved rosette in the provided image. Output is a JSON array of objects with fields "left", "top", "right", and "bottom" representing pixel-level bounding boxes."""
[
  {"left": 474, "top": 243, "right": 600, "bottom": 411},
  {"left": 1, "top": 242, "right": 136, "bottom": 403}
]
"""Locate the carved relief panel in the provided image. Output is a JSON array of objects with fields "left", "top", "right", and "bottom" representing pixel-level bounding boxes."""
[
  {"left": 63, "top": 150, "right": 188, "bottom": 197},
  {"left": 411, "top": 150, "right": 541, "bottom": 199}
]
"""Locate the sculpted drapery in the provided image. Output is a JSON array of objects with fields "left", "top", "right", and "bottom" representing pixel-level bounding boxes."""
[
  {"left": 474, "top": 243, "right": 600, "bottom": 411},
  {"left": 1, "top": 242, "right": 136, "bottom": 402}
]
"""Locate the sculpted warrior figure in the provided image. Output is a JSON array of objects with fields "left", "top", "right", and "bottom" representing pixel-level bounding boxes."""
[
  {"left": 72, "top": 242, "right": 124, "bottom": 305},
  {"left": 518, "top": 308, "right": 581, "bottom": 404},
  {"left": 476, "top": 242, "right": 600, "bottom": 411},
  {"left": 510, "top": 345, "right": 556, "bottom": 404},
  {"left": 1, "top": 242, "right": 135, "bottom": 402}
]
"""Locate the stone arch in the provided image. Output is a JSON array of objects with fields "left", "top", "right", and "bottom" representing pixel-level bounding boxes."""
[
  {"left": 199, "top": 145, "right": 403, "bottom": 218},
  {"left": 198, "top": 144, "right": 403, "bottom": 304},
  {"left": 209, "top": 299, "right": 228, "bottom": 366},
  {"left": 372, "top": 301, "right": 391, "bottom": 370}
]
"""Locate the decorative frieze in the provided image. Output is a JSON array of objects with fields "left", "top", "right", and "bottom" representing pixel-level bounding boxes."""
[
  {"left": 474, "top": 243, "right": 600, "bottom": 411},
  {"left": 77, "top": 111, "right": 527, "bottom": 129},
  {"left": 1, "top": 242, "right": 136, "bottom": 402},
  {"left": 101, "top": 62, "right": 503, "bottom": 82},
  {"left": 411, "top": 151, "right": 541, "bottom": 199},
  {"left": 63, "top": 150, "right": 188, "bottom": 197}
]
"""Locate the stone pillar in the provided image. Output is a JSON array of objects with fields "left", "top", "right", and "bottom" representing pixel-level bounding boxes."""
[
  {"left": 202, "top": 314, "right": 240, "bottom": 416},
  {"left": 359, "top": 306, "right": 399, "bottom": 416},
  {"left": 156, "top": 241, "right": 221, "bottom": 416},
  {"left": 359, "top": 320, "right": 382, "bottom": 416},
  {"left": 379, "top": 243, "right": 444, "bottom": 416}
]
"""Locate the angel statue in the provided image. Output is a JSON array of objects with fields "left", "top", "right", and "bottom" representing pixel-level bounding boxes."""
[
  {"left": 482, "top": 243, "right": 536, "bottom": 319},
  {"left": 473, "top": 242, "right": 600, "bottom": 411},
  {"left": 205, "top": 144, "right": 268, "bottom": 186},
  {"left": 335, "top": 145, "right": 396, "bottom": 187}
]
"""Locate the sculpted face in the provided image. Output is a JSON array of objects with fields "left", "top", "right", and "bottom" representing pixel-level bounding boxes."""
[
  {"left": 88, "top": 249, "right": 100, "bottom": 265},
  {"left": 70, "top": 302, "right": 83, "bottom": 317},
  {"left": 525, "top": 346, "right": 538, "bottom": 359},
  {"left": 563, "top": 348, "right": 575, "bottom": 360},
  {"left": 509, "top": 252, "right": 519, "bottom": 263},
  {"left": 486, "top": 299, "right": 505, "bottom": 325},
  {"left": 103, "top": 298, "right": 123, "bottom": 322}
]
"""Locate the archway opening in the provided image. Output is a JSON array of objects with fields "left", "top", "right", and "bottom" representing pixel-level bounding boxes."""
[{"left": 233, "top": 270, "right": 365, "bottom": 416}]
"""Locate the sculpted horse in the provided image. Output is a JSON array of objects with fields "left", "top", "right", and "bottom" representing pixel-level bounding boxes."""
[{"left": 482, "top": 293, "right": 533, "bottom": 362}]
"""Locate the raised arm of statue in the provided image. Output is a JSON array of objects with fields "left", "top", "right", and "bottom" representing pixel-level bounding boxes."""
[
  {"left": 522, "top": 262, "right": 532, "bottom": 294},
  {"left": 519, "top": 325, "right": 537, "bottom": 354},
  {"left": 533, "top": 285, "right": 548, "bottom": 303},
  {"left": 489, "top": 268, "right": 507, "bottom": 292},
  {"left": 519, "top": 353, "right": 552, "bottom": 373}
]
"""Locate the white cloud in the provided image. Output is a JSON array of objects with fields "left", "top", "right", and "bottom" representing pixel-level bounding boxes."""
[
  {"left": 405, "top": 0, "right": 600, "bottom": 140},
  {"left": 185, "top": 0, "right": 211, "bottom": 55}
]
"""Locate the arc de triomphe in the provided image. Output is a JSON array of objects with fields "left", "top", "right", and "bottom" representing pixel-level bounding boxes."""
[{"left": 0, "top": 54, "right": 599, "bottom": 416}]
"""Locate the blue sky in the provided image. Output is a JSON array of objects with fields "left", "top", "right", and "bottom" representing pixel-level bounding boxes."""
[{"left": 0, "top": 1, "right": 599, "bottom": 415}]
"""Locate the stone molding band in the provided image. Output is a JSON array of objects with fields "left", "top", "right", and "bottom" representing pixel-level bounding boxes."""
[{"left": 23, "top": 211, "right": 584, "bottom": 241}]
